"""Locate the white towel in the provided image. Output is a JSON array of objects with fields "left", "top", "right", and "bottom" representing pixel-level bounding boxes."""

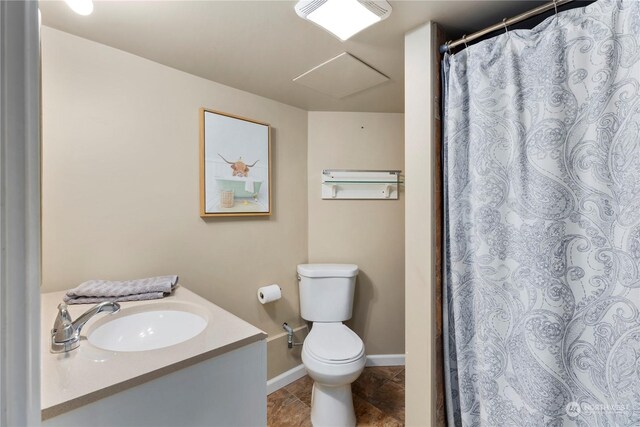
[
  {"left": 244, "top": 178, "right": 255, "bottom": 194},
  {"left": 64, "top": 275, "right": 179, "bottom": 304}
]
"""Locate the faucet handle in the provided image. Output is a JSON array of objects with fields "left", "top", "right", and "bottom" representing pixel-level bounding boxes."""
[
  {"left": 55, "top": 302, "right": 72, "bottom": 323},
  {"left": 52, "top": 302, "right": 75, "bottom": 343}
]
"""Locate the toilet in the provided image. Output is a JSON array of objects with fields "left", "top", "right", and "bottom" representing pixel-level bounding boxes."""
[{"left": 297, "top": 263, "right": 366, "bottom": 427}]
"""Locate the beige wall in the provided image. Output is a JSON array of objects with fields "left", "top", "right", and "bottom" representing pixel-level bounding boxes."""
[
  {"left": 307, "top": 112, "right": 405, "bottom": 356},
  {"left": 41, "top": 27, "right": 309, "bottom": 378},
  {"left": 42, "top": 28, "right": 408, "bottom": 382},
  {"left": 404, "top": 22, "right": 437, "bottom": 426}
]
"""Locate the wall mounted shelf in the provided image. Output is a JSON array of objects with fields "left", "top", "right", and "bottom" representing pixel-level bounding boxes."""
[{"left": 321, "top": 169, "right": 401, "bottom": 200}]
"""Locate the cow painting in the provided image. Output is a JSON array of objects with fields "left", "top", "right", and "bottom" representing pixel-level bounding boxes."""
[{"left": 218, "top": 154, "right": 259, "bottom": 177}]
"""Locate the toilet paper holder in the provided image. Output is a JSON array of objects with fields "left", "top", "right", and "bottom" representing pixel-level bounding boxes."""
[{"left": 257, "top": 284, "right": 281, "bottom": 304}]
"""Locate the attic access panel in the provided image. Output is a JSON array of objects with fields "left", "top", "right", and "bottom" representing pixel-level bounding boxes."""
[{"left": 293, "top": 52, "right": 389, "bottom": 99}]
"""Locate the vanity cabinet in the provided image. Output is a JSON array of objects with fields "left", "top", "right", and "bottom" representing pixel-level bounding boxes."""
[{"left": 41, "top": 288, "right": 267, "bottom": 427}]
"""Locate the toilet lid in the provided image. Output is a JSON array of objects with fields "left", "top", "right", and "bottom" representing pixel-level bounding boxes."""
[{"left": 306, "top": 323, "right": 364, "bottom": 362}]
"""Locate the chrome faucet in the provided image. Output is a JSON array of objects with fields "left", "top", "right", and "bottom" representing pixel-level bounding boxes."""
[{"left": 51, "top": 301, "right": 120, "bottom": 353}]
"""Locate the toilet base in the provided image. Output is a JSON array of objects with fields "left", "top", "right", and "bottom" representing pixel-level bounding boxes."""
[{"left": 310, "top": 382, "right": 356, "bottom": 427}]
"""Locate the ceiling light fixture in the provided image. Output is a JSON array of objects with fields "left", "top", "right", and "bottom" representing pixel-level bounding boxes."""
[
  {"left": 295, "top": 0, "right": 392, "bottom": 41},
  {"left": 64, "top": 0, "right": 94, "bottom": 16}
]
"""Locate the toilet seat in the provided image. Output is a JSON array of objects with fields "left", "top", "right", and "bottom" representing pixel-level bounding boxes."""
[{"left": 305, "top": 323, "right": 364, "bottom": 364}]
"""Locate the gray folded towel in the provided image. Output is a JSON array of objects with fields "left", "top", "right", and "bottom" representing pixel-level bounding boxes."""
[{"left": 64, "top": 275, "right": 179, "bottom": 304}]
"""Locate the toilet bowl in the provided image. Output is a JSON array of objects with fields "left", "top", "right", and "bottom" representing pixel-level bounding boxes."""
[
  {"left": 302, "top": 323, "right": 366, "bottom": 427},
  {"left": 297, "top": 264, "right": 364, "bottom": 427}
]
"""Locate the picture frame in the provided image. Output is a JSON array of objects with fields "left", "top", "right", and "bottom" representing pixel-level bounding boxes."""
[{"left": 199, "top": 108, "right": 271, "bottom": 217}]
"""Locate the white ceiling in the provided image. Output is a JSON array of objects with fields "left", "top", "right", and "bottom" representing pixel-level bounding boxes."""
[{"left": 39, "top": 0, "right": 546, "bottom": 113}]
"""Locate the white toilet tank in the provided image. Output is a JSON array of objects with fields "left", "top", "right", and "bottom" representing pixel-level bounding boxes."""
[{"left": 297, "top": 264, "right": 359, "bottom": 322}]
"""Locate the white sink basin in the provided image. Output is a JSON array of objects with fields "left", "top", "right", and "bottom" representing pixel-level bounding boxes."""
[{"left": 88, "top": 306, "right": 208, "bottom": 352}]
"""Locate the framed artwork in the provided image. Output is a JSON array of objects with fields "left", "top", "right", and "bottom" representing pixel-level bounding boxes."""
[{"left": 199, "top": 108, "right": 271, "bottom": 217}]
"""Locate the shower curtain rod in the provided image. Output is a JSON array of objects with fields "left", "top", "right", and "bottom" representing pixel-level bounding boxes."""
[{"left": 439, "top": 0, "right": 575, "bottom": 53}]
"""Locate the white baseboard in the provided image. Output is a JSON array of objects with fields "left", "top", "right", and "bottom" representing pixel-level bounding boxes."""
[
  {"left": 267, "top": 364, "right": 307, "bottom": 395},
  {"left": 267, "top": 354, "right": 406, "bottom": 394},
  {"left": 365, "top": 354, "right": 406, "bottom": 367}
]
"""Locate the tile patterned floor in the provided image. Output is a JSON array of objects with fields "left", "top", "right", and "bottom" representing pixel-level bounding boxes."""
[{"left": 267, "top": 366, "right": 405, "bottom": 426}]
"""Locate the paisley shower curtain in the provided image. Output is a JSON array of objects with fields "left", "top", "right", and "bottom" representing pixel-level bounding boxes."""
[{"left": 442, "top": 0, "right": 640, "bottom": 425}]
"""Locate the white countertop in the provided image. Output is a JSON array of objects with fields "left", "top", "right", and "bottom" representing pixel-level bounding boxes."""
[{"left": 41, "top": 286, "right": 267, "bottom": 420}]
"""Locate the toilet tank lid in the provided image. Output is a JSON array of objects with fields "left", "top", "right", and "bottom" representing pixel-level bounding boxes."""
[{"left": 297, "top": 264, "right": 359, "bottom": 278}]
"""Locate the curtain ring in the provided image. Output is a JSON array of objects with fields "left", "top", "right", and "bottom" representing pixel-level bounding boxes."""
[
  {"left": 502, "top": 18, "right": 509, "bottom": 36},
  {"left": 553, "top": 0, "right": 559, "bottom": 24},
  {"left": 462, "top": 34, "right": 468, "bottom": 49}
]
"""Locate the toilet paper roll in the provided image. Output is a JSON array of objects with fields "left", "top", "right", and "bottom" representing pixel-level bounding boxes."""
[{"left": 257, "top": 284, "right": 281, "bottom": 304}]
